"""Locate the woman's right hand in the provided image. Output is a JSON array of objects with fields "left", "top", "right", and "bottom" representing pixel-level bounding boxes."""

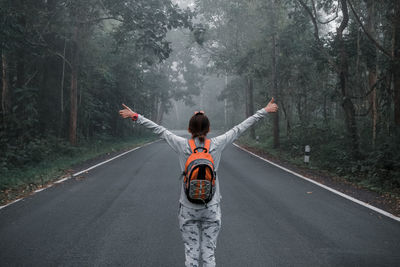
[{"left": 119, "top": 104, "right": 137, "bottom": 120}]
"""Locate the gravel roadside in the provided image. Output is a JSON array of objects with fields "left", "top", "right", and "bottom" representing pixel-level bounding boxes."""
[{"left": 237, "top": 143, "right": 400, "bottom": 218}]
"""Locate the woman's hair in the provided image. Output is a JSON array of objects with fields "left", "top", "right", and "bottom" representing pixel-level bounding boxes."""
[{"left": 188, "top": 112, "right": 210, "bottom": 143}]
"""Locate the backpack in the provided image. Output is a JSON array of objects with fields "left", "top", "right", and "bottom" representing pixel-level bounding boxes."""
[{"left": 183, "top": 138, "right": 216, "bottom": 205}]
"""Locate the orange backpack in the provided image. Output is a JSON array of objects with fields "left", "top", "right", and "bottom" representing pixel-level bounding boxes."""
[{"left": 183, "top": 138, "right": 216, "bottom": 204}]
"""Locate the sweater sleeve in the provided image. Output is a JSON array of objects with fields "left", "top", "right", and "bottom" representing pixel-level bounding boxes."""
[
  {"left": 211, "top": 108, "right": 268, "bottom": 151},
  {"left": 136, "top": 115, "right": 187, "bottom": 154}
]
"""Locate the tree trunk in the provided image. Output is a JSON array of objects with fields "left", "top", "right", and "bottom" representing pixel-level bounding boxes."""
[
  {"left": 1, "top": 52, "right": 10, "bottom": 121},
  {"left": 280, "top": 100, "right": 291, "bottom": 136},
  {"left": 151, "top": 94, "right": 159, "bottom": 122},
  {"left": 371, "top": 81, "right": 377, "bottom": 142},
  {"left": 297, "top": 100, "right": 303, "bottom": 123},
  {"left": 16, "top": 51, "right": 25, "bottom": 89},
  {"left": 394, "top": 1, "right": 400, "bottom": 126},
  {"left": 69, "top": 25, "right": 80, "bottom": 146},
  {"left": 384, "top": 72, "right": 392, "bottom": 135},
  {"left": 297, "top": 0, "right": 359, "bottom": 156},
  {"left": 59, "top": 39, "right": 67, "bottom": 137},
  {"left": 303, "top": 87, "right": 308, "bottom": 123},
  {"left": 394, "top": 64, "right": 400, "bottom": 126},
  {"left": 366, "top": 0, "right": 378, "bottom": 145},
  {"left": 16, "top": 12, "right": 26, "bottom": 90},
  {"left": 246, "top": 75, "right": 256, "bottom": 139},
  {"left": 157, "top": 103, "right": 165, "bottom": 125},
  {"left": 272, "top": 29, "right": 280, "bottom": 148},
  {"left": 174, "top": 101, "right": 180, "bottom": 125},
  {"left": 323, "top": 93, "right": 328, "bottom": 124},
  {"left": 337, "top": 0, "right": 359, "bottom": 158}
]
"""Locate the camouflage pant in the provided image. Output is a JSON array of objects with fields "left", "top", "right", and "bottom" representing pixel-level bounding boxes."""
[{"left": 178, "top": 203, "right": 221, "bottom": 267}]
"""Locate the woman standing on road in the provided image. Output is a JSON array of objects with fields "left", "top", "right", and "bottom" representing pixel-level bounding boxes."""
[{"left": 119, "top": 98, "right": 278, "bottom": 267}]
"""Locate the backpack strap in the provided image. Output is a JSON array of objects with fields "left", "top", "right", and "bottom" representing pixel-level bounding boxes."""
[
  {"left": 189, "top": 139, "right": 197, "bottom": 153},
  {"left": 204, "top": 139, "right": 211, "bottom": 153},
  {"left": 188, "top": 138, "right": 211, "bottom": 153}
]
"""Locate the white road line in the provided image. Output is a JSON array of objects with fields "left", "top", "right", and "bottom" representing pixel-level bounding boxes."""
[
  {"left": 71, "top": 139, "right": 159, "bottom": 177},
  {"left": 54, "top": 177, "right": 70, "bottom": 184},
  {"left": 0, "top": 198, "right": 22, "bottom": 210},
  {"left": 0, "top": 139, "right": 160, "bottom": 210},
  {"left": 233, "top": 143, "right": 400, "bottom": 222},
  {"left": 34, "top": 188, "right": 47, "bottom": 193}
]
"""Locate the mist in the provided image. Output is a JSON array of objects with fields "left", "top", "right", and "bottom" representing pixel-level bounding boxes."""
[{"left": 1, "top": 0, "right": 399, "bottom": 219}]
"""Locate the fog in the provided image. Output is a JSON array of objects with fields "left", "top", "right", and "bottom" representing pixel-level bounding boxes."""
[{"left": 1, "top": 0, "right": 399, "bottom": 210}]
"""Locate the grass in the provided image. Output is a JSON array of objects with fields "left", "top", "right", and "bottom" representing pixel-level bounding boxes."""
[
  {"left": 238, "top": 135, "right": 307, "bottom": 167},
  {"left": 238, "top": 135, "right": 400, "bottom": 198},
  {"left": 0, "top": 135, "right": 157, "bottom": 205}
]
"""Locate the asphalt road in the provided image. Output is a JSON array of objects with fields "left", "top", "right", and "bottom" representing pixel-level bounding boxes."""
[{"left": 1, "top": 138, "right": 400, "bottom": 266}]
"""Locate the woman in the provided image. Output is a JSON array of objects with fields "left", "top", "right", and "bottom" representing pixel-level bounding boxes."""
[{"left": 119, "top": 98, "right": 278, "bottom": 267}]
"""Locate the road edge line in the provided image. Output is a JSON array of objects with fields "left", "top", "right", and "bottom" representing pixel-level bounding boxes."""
[
  {"left": 72, "top": 139, "right": 160, "bottom": 177},
  {"left": 233, "top": 143, "right": 400, "bottom": 223},
  {"left": 0, "top": 139, "right": 160, "bottom": 210}
]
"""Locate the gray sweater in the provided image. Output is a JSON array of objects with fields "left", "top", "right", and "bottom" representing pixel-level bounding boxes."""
[{"left": 136, "top": 108, "right": 268, "bottom": 209}]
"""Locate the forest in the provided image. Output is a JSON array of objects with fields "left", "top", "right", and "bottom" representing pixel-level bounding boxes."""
[{"left": 1, "top": 0, "right": 399, "bottom": 202}]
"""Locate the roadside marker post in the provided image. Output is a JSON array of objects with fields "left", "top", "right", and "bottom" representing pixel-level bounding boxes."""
[
  {"left": 304, "top": 145, "right": 310, "bottom": 164},
  {"left": 234, "top": 143, "right": 400, "bottom": 222}
]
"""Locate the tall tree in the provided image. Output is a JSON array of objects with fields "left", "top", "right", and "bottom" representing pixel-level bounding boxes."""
[
  {"left": 271, "top": 0, "right": 280, "bottom": 148},
  {"left": 393, "top": 1, "right": 400, "bottom": 126},
  {"left": 365, "top": 0, "right": 378, "bottom": 144},
  {"left": 297, "top": 0, "right": 359, "bottom": 157},
  {"left": 1, "top": 52, "right": 9, "bottom": 121},
  {"left": 246, "top": 75, "right": 256, "bottom": 139}
]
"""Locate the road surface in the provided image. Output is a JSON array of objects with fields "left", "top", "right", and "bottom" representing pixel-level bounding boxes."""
[{"left": 1, "top": 137, "right": 399, "bottom": 266}]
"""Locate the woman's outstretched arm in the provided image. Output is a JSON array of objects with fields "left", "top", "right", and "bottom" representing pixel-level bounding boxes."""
[
  {"left": 119, "top": 104, "right": 187, "bottom": 154},
  {"left": 212, "top": 98, "right": 278, "bottom": 151}
]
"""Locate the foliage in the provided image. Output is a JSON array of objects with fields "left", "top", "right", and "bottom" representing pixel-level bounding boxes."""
[
  {"left": 0, "top": 0, "right": 200, "bottom": 189},
  {"left": 1, "top": 0, "right": 399, "bottom": 195},
  {"left": 195, "top": 0, "right": 400, "bottom": 193},
  {"left": 0, "top": 135, "right": 156, "bottom": 203}
]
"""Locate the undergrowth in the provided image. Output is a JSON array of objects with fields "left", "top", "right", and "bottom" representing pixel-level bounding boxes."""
[
  {"left": 239, "top": 123, "right": 400, "bottom": 197},
  {"left": 0, "top": 135, "right": 156, "bottom": 204}
]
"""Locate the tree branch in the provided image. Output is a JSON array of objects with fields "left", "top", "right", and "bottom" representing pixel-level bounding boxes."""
[
  {"left": 79, "top": 16, "right": 124, "bottom": 25},
  {"left": 50, "top": 50, "right": 72, "bottom": 69},
  {"left": 347, "top": 0, "right": 392, "bottom": 58},
  {"left": 24, "top": 70, "right": 38, "bottom": 87},
  {"left": 311, "top": 0, "right": 339, "bottom": 25},
  {"left": 355, "top": 103, "right": 372, "bottom": 117},
  {"left": 350, "top": 76, "right": 384, "bottom": 99},
  {"left": 318, "top": 6, "right": 339, "bottom": 24},
  {"left": 297, "top": 0, "right": 320, "bottom": 41},
  {"left": 337, "top": 0, "right": 349, "bottom": 35},
  {"left": 296, "top": 0, "right": 339, "bottom": 72}
]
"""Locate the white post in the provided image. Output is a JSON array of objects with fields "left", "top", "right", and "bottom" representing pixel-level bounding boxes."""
[{"left": 304, "top": 145, "right": 310, "bottom": 164}]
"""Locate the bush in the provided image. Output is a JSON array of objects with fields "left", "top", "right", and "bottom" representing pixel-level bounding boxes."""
[{"left": 244, "top": 122, "right": 400, "bottom": 194}]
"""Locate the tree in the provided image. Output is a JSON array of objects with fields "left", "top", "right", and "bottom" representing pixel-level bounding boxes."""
[
  {"left": 296, "top": 0, "right": 360, "bottom": 157},
  {"left": 0, "top": 0, "right": 194, "bottom": 170},
  {"left": 62, "top": 0, "right": 192, "bottom": 144}
]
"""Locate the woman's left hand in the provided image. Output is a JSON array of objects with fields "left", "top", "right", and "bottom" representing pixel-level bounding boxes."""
[{"left": 119, "top": 104, "right": 136, "bottom": 119}]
